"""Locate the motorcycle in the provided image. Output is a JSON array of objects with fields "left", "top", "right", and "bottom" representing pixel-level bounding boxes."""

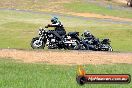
[
  {"left": 30, "top": 28, "right": 80, "bottom": 50},
  {"left": 99, "top": 38, "right": 113, "bottom": 51},
  {"left": 80, "top": 34, "right": 113, "bottom": 51}
]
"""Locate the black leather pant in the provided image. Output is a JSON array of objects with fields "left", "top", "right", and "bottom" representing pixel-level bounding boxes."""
[{"left": 50, "top": 31, "right": 66, "bottom": 40}]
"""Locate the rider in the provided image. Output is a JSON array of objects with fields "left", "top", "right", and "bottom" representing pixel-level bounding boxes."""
[
  {"left": 83, "top": 31, "right": 95, "bottom": 40},
  {"left": 45, "top": 17, "right": 66, "bottom": 40},
  {"left": 83, "top": 30, "right": 96, "bottom": 44}
]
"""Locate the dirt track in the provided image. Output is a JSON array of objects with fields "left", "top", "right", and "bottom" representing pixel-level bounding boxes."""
[
  {"left": 70, "top": 12, "right": 132, "bottom": 22},
  {"left": 0, "top": 8, "right": 132, "bottom": 25},
  {"left": 0, "top": 49, "right": 132, "bottom": 65}
]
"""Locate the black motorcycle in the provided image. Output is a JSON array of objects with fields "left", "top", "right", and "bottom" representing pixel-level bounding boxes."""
[
  {"left": 80, "top": 35, "right": 113, "bottom": 51},
  {"left": 30, "top": 28, "right": 80, "bottom": 50},
  {"left": 99, "top": 38, "right": 113, "bottom": 51}
]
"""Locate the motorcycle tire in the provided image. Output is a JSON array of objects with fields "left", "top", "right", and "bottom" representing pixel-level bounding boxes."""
[
  {"left": 80, "top": 44, "right": 89, "bottom": 50},
  {"left": 108, "top": 45, "right": 113, "bottom": 51},
  {"left": 31, "top": 37, "right": 45, "bottom": 49},
  {"left": 68, "top": 38, "right": 80, "bottom": 50}
]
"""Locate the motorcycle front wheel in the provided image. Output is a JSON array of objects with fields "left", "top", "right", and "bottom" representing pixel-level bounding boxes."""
[
  {"left": 80, "top": 44, "right": 89, "bottom": 50},
  {"left": 68, "top": 38, "right": 80, "bottom": 50},
  {"left": 100, "top": 44, "right": 113, "bottom": 51},
  {"left": 108, "top": 45, "right": 113, "bottom": 51},
  {"left": 30, "top": 37, "right": 45, "bottom": 49}
]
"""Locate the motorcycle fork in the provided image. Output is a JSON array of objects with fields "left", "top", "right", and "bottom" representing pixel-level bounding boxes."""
[{"left": 38, "top": 37, "right": 42, "bottom": 41}]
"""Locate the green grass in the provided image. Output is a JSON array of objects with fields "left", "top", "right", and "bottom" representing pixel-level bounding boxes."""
[
  {"left": 64, "top": 2, "right": 132, "bottom": 18},
  {"left": 0, "top": 0, "right": 48, "bottom": 10},
  {"left": 0, "top": 0, "right": 132, "bottom": 19},
  {"left": 0, "top": 10, "right": 132, "bottom": 51},
  {"left": 0, "top": 58, "right": 132, "bottom": 88}
]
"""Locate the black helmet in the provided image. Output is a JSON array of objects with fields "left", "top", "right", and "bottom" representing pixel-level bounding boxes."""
[
  {"left": 51, "top": 17, "right": 58, "bottom": 23},
  {"left": 83, "top": 31, "right": 92, "bottom": 37}
]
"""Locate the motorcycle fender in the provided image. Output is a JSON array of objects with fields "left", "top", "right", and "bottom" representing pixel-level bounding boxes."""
[{"left": 81, "top": 41, "right": 89, "bottom": 49}]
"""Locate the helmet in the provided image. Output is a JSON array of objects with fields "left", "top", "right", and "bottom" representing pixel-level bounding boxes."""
[
  {"left": 84, "top": 31, "right": 92, "bottom": 37},
  {"left": 51, "top": 17, "right": 58, "bottom": 23}
]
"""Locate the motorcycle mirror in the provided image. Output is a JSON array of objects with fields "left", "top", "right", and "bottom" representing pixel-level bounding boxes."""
[
  {"left": 39, "top": 27, "right": 43, "bottom": 29},
  {"left": 39, "top": 29, "right": 42, "bottom": 32}
]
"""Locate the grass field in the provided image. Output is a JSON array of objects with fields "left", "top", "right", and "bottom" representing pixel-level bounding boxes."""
[
  {"left": 0, "top": 1, "right": 132, "bottom": 88},
  {"left": 0, "top": 58, "right": 131, "bottom": 88},
  {"left": 64, "top": 2, "right": 132, "bottom": 19},
  {"left": 0, "top": 10, "right": 132, "bottom": 51},
  {"left": 0, "top": 0, "right": 132, "bottom": 19}
]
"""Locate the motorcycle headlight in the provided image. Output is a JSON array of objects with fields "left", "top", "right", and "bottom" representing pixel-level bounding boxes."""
[
  {"left": 49, "top": 34, "right": 53, "bottom": 37},
  {"left": 67, "top": 36, "right": 71, "bottom": 39},
  {"left": 39, "top": 30, "right": 42, "bottom": 35},
  {"left": 38, "top": 28, "right": 46, "bottom": 35}
]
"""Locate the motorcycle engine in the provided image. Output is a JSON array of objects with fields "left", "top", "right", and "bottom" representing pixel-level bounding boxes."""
[
  {"left": 48, "top": 34, "right": 56, "bottom": 43},
  {"left": 48, "top": 34, "right": 54, "bottom": 38},
  {"left": 51, "top": 39, "right": 56, "bottom": 43}
]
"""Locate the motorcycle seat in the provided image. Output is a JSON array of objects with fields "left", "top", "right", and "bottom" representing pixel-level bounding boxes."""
[{"left": 67, "top": 32, "right": 79, "bottom": 36}]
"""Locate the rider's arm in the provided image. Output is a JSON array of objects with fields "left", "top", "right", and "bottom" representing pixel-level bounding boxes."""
[
  {"left": 45, "top": 23, "right": 59, "bottom": 28},
  {"left": 50, "top": 23, "right": 60, "bottom": 26}
]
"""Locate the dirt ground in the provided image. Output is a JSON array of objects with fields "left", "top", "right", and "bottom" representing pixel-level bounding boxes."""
[
  {"left": 113, "top": 0, "right": 127, "bottom": 4},
  {"left": 0, "top": 0, "right": 132, "bottom": 22},
  {"left": 0, "top": 49, "right": 132, "bottom": 65},
  {"left": 69, "top": 12, "right": 132, "bottom": 22}
]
